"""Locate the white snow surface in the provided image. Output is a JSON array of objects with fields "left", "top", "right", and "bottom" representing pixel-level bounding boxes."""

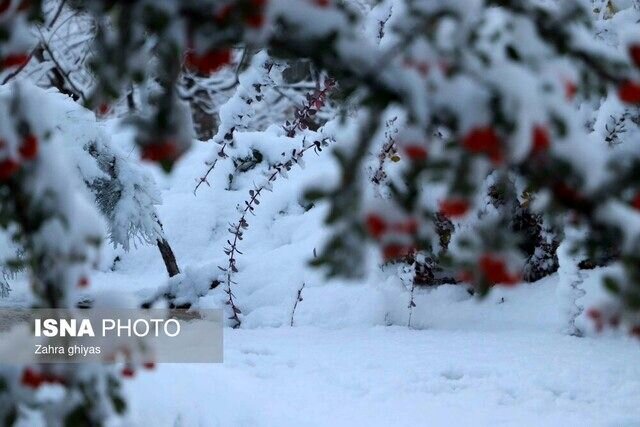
[
  {"left": 3, "top": 119, "right": 640, "bottom": 426},
  {"left": 127, "top": 327, "right": 640, "bottom": 427}
]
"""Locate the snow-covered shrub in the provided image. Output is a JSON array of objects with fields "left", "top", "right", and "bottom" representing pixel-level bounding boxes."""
[
  {"left": 0, "top": 81, "right": 126, "bottom": 425},
  {"left": 4, "top": 0, "right": 640, "bottom": 421}
]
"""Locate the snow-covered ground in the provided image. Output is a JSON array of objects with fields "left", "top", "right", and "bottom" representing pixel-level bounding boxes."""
[
  {"left": 3, "top": 118, "right": 640, "bottom": 426},
  {"left": 128, "top": 327, "right": 640, "bottom": 427}
]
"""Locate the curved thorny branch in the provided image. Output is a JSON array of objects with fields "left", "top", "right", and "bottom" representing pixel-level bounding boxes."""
[{"left": 220, "top": 137, "right": 331, "bottom": 328}]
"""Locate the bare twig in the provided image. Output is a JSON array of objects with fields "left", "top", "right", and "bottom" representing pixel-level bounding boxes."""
[
  {"left": 290, "top": 282, "right": 306, "bottom": 327},
  {"left": 371, "top": 117, "right": 398, "bottom": 185}
]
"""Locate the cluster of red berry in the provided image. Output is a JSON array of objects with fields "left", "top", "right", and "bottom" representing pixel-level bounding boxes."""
[
  {"left": 365, "top": 214, "right": 418, "bottom": 261},
  {"left": 617, "top": 44, "right": 640, "bottom": 103},
  {"left": 458, "top": 254, "right": 521, "bottom": 287},
  {"left": 0, "top": 0, "right": 32, "bottom": 71},
  {"left": 0, "top": 134, "right": 38, "bottom": 180},
  {"left": 120, "top": 361, "right": 155, "bottom": 379},
  {"left": 461, "top": 123, "right": 550, "bottom": 166},
  {"left": 140, "top": 140, "right": 180, "bottom": 163},
  {"left": 21, "top": 368, "right": 66, "bottom": 389}
]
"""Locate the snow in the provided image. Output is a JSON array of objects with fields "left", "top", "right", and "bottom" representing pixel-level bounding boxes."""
[
  {"left": 127, "top": 327, "right": 640, "bottom": 427},
  {"left": 3, "top": 2, "right": 640, "bottom": 424},
  {"left": 2, "top": 101, "right": 639, "bottom": 423}
]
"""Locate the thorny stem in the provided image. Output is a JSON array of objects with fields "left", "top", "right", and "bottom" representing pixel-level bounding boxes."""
[
  {"left": 194, "top": 77, "right": 336, "bottom": 195},
  {"left": 408, "top": 281, "right": 417, "bottom": 328},
  {"left": 290, "top": 282, "right": 306, "bottom": 327},
  {"left": 193, "top": 143, "right": 228, "bottom": 195},
  {"left": 221, "top": 138, "right": 330, "bottom": 328},
  {"left": 371, "top": 117, "right": 398, "bottom": 185},
  {"left": 284, "top": 77, "right": 336, "bottom": 137}
]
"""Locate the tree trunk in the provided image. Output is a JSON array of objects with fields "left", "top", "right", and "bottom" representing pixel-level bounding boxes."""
[{"left": 156, "top": 238, "right": 180, "bottom": 277}]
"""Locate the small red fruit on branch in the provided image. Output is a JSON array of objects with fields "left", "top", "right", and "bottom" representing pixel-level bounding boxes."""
[
  {"left": 21, "top": 368, "right": 65, "bottom": 389},
  {"left": 121, "top": 366, "right": 135, "bottom": 378},
  {"left": 404, "top": 145, "right": 428, "bottom": 161},
  {"left": 0, "top": 0, "right": 10, "bottom": 14},
  {"left": 245, "top": 12, "right": 265, "bottom": 28},
  {"left": 462, "top": 127, "right": 503, "bottom": 165},
  {"left": 531, "top": 125, "right": 550, "bottom": 154},
  {"left": 564, "top": 80, "right": 578, "bottom": 101},
  {"left": 214, "top": 4, "right": 235, "bottom": 23},
  {"left": 19, "top": 134, "right": 38, "bottom": 160},
  {"left": 185, "top": 48, "right": 231, "bottom": 74},
  {"left": 96, "top": 103, "right": 111, "bottom": 118},
  {"left": 439, "top": 198, "right": 470, "bottom": 219},
  {"left": 141, "top": 140, "right": 178, "bottom": 162},
  {"left": 77, "top": 276, "right": 89, "bottom": 288},
  {"left": 479, "top": 254, "right": 520, "bottom": 286},
  {"left": 618, "top": 80, "right": 640, "bottom": 104},
  {"left": 382, "top": 244, "right": 415, "bottom": 261},
  {"left": 0, "top": 158, "right": 20, "bottom": 180},
  {"left": 629, "top": 44, "right": 640, "bottom": 68},
  {"left": 244, "top": 0, "right": 268, "bottom": 28},
  {"left": 1, "top": 53, "right": 30, "bottom": 69},
  {"left": 632, "top": 192, "right": 640, "bottom": 210},
  {"left": 586, "top": 308, "right": 604, "bottom": 332},
  {"left": 365, "top": 214, "right": 387, "bottom": 239},
  {"left": 395, "top": 218, "right": 419, "bottom": 235}
]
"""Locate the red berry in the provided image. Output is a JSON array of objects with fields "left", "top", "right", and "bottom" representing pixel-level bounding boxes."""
[
  {"left": 97, "top": 103, "right": 110, "bottom": 118},
  {"left": 141, "top": 141, "right": 178, "bottom": 162},
  {"left": 629, "top": 44, "right": 640, "bottom": 68},
  {"left": 0, "top": 158, "right": 20, "bottom": 180},
  {"left": 382, "top": 244, "right": 414, "bottom": 261},
  {"left": 143, "top": 361, "right": 156, "bottom": 370},
  {"left": 185, "top": 49, "right": 231, "bottom": 74},
  {"left": 314, "top": 0, "right": 330, "bottom": 6},
  {"left": 19, "top": 134, "right": 38, "bottom": 160},
  {"left": 214, "top": 4, "right": 235, "bottom": 22},
  {"left": 21, "top": 368, "right": 44, "bottom": 389},
  {"left": 552, "top": 182, "right": 586, "bottom": 207},
  {"left": 586, "top": 308, "right": 601, "bottom": 320},
  {"left": 618, "top": 80, "right": 640, "bottom": 104},
  {"left": 564, "top": 80, "right": 578, "bottom": 101},
  {"left": 2, "top": 53, "right": 29, "bottom": 69},
  {"left": 365, "top": 214, "right": 387, "bottom": 239},
  {"left": 121, "top": 367, "right": 135, "bottom": 378},
  {"left": 439, "top": 198, "right": 470, "bottom": 219},
  {"left": 479, "top": 254, "right": 519, "bottom": 286},
  {"left": 78, "top": 276, "right": 89, "bottom": 288},
  {"left": 404, "top": 145, "right": 428, "bottom": 161},
  {"left": 245, "top": 13, "right": 265, "bottom": 28},
  {"left": 396, "top": 218, "right": 419, "bottom": 235},
  {"left": 0, "top": 0, "right": 10, "bottom": 14},
  {"left": 632, "top": 193, "right": 640, "bottom": 210},
  {"left": 462, "top": 127, "right": 503, "bottom": 165},
  {"left": 531, "top": 125, "right": 550, "bottom": 154}
]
